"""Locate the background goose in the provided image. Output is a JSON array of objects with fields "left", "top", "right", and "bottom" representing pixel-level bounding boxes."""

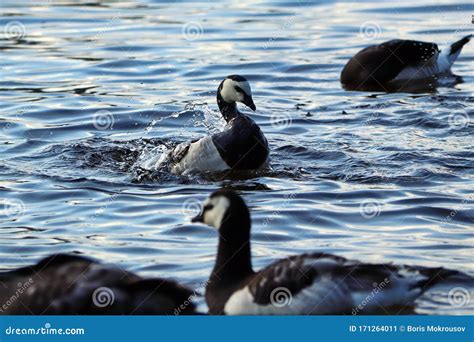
[
  {"left": 0, "top": 254, "right": 196, "bottom": 315},
  {"left": 341, "top": 35, "right": 472, "bottom": 91},
  {"left": 192, "top": 190, "right": 464, "bottom": 315},
  {"left": 169, "top": 75, "right": 269, "bottom": 175}
]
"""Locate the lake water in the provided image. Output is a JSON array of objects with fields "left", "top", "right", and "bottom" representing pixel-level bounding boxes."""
[{"left": 0, "top": 0, "right": 473, "bottom": 314}]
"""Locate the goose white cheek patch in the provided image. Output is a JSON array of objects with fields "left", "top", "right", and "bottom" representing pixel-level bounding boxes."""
[
  {"left": 204, "top": 196, "right": 230, "bottom": 229},
  {"left": 221, "top": 79, "right": 252, "bottom": 103}
]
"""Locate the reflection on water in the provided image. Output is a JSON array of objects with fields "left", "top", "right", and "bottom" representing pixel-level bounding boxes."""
[{"left": 0, "top": 0, "right": 473, "bottom": 314}]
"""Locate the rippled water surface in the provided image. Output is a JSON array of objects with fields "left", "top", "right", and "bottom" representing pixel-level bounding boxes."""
[{"left": 1, "top": 0, "right": 473, "bottom": 314}]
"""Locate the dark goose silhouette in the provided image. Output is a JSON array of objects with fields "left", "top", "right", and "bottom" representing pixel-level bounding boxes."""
[
  {"left": 341, "top": 35, "right": 472, "bottom": 91},
  {"left": 192, "top": 190, "right": 466, "bottom": 315},
  {"left": 0, "top": 254, "right": 196, "bottom": 315}
]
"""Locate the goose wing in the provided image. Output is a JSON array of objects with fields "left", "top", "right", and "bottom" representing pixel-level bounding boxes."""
[
  {"left": 212, "top": 116, "right": 268, "bottom": 170},
  {"left": 225, "top": 252, "right": 460, "bottom": 315},
  {"left": 224, "top": 253, "right": 353, "bottom": 314}
]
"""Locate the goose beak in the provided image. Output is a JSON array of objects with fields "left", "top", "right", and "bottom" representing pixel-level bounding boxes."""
[
  {"left": 191, "top": 213, "right": 204, "bottom": 223},
  {"left": 242, "top": 94, "right": 256, "bottom": 111}
]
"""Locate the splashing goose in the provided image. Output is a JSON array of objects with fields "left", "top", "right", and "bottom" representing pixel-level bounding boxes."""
[
  {"left": 341, "top": 35, "right": 472, "bottom": 91},
  {"left": 169, "top": 75, "right": 269, "bottom": 175},
  {"left": 192, "top": 190, "right": 462, "bottom": 315},
  {"left": 0, "top": 254, "right": 196, "bottom": 315}
]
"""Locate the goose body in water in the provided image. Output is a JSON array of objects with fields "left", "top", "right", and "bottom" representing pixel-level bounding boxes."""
[
  {"left": 341, "top": 35, "right": 472, "bottom": 91},
  {"left": 169, "top": 75, "right": 269, "bottom": 175},
  {"left": 192, "top": 190, "right": 464, "bottom": 315},
  {"left": 0, "top": 254, "right": 196, "bottom": 315}
]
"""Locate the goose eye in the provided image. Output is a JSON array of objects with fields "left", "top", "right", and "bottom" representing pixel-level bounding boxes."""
[
  {"left": 203, "top": 204, "right": 214, "bottom": 211},
  {"left": 234, "top": 86, "right": 244, "bottom": 94}
]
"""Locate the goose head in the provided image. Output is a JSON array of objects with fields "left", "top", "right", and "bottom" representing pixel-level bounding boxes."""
[
  {"left": 191, "top": 189, "right": 250, "bottom": 232},
  {"left": 191, "top": 189, "right": 254, "bottom": 280},
  {"left": 217, "top": 75, "right": 256, "bottom": 121}
]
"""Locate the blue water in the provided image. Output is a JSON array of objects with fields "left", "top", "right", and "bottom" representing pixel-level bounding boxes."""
[{"left": 0, "top": 1, "right": 473, "bottom": 314}]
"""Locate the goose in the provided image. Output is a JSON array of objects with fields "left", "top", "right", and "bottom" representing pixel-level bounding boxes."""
[
  {"left": 169, "top": 75, "right": 269, "bottom": 175},
  {"left": 0, "top": 254, "right": 196, "bottom": 315},
  {"left": 191, "top": 189, "right": 462, "bottom": 315},
  {"left": 340, "top": 35, "right": 472, "bottom": 91}
]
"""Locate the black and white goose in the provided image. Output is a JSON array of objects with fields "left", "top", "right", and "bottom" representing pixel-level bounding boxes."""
[
  {"left": 192, "top": 190, "right": 461, "bottom": 315},
  {"left": 341, "top": 35, "right": 472, "bottom": 91},
  {"left": 169, "top": 75, "right": 269, "bottom": 175},
  {"left": 0, "top": 254, "right": 196, "bottom": 315}
]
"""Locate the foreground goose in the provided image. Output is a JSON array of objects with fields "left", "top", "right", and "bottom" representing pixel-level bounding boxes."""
[
  {"left": 341, "top": 35, "right": 472, "bottom": 91},
  {"left": 0, "top": 254, "right": 196, "bottom": 315},
  {"left": 169, "top": 75, "right": 269, "bottom": 175},
  {"left": 192, "top": 190, "right": 462, "bottom": 315}
]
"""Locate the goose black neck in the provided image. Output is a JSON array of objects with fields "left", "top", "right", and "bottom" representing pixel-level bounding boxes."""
[
  {"left": 211, "top": 212, "right": 253, "bottom": 282},
  {"left": 217, "top": 91, "right": 239, "bottom": 122}
]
